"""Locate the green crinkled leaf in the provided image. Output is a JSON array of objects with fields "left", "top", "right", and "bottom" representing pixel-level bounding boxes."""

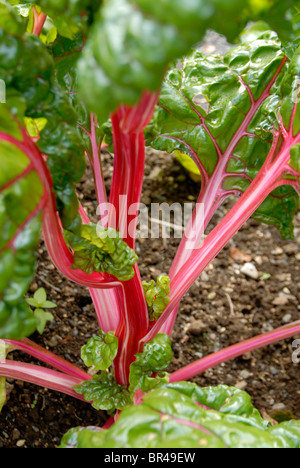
[
  {"left": 65, "top": 224, "right": 138, "bottom": 281},
  {"left": 73, "top": 371, "right": 132, "bottom": 412},
  {"left": 147, "top": 28, "right": 300, "bottom": 239},
  {"left": 142, "top": 276, "right": 170, "bottom": 321},
  {"left": 78, "top": 0, "right": 263, "bottom": 122},
  {"left": 62, "top": 384, "right": 300, "bottom": 448},
  {"left": 81, "top": 330, "right": 118, "bottom": 371},
  {"left": 129, "top": 334, "right": 172, "bottom": 394}
]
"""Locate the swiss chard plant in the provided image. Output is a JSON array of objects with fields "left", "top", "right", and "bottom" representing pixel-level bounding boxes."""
[{"left": 0, "top": 0, "right": 300, "bottom": 448}]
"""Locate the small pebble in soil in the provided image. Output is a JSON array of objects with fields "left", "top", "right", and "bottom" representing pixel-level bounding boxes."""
[
  {"left": 282, "top": 313, "right": 292, "bottom": 324},
  {"left": 16, "top": 440, "right": 26, "bottom": 447},
  {"left": 240, "top": 262, "right": 259, "bottom": 280},
  {"left": 235, "top": 381, "right": 247, "bottom": 390},
  {"left": 272, "top": 296, "right": 289, "bottom": 306},
  {"left": 240, "top": 370, "right": 252, "bottom": 380},
  {"left": 188, "top": 320, "right": 206, "bottom": 336}
]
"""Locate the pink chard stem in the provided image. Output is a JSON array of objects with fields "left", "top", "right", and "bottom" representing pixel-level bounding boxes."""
[
  {"left": 0, "top": 361, "right": 89, "bottom": 402},
  {"left": 170, "top": 321, "right": 300, "bottom": 383},
  {"left": 109, "top": 91, "right": 159, "bottom": 385},
  {"left": 2, "top": 338, "right": 90, "bottom": 381},
  {"left": 32, "top": 7, "right": 47, "bottom": 37}
]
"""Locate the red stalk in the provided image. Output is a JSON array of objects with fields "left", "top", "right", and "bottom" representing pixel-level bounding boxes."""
[
  {"left": 32, "top": 7, "right": 47, "bottom": 37},
  {"left": 170, "top": 321, "right": 300, "bottom": 383},
  {"left": 79, "top": 204, "right": 122, "bottom": 332},
  {"left": 2, "top": 338, "right": 91, "bottom": 381},
  {"left": 0, "top": 360, "right": 88, "bottom": 401},
  {"left": 89, "top": 114, "right": 108, "bottom": 211},
  {"left": 108, "top": 91, "right": 159, "bottom": 384}
]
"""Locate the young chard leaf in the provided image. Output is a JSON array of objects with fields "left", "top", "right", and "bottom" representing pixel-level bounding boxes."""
[
  {"left": 32, "top": 287, "right": 46, "bottom": 306},
  {"left": 129, "top": 334, "right": 172, "bottom": 394},
  {"left": 81, "top": 330, "right": 118, "bottom": 371},
  {"left": 142, "top": 276, "right": 171, "bottom": 322},
  {"left": 65, "top": 224, "right": 138, "bottom": 281}
]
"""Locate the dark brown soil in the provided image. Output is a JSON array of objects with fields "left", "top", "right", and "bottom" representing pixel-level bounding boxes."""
[{"left": 1, "top": 147, "right": 300, "bottom": 448}]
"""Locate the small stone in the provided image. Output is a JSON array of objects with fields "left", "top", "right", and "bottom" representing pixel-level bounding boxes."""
[
  {"left": 229, "top": 247, "right": 252, "bottom": 263},
  {"left": 240, "top": 370, "right": 252, "bottom": 380},
  {"left": 204, "top": 44, "right": 217, "bottom": 54},
  {"left": 242, "top": 353, "right": 252, "bottom": 361},
  {"left": 4, "top": 382, "right": 14, "bottom": 400},
  {"left": 207, "top": 291, "right": 216, "bottom": 300},
  {"left": 272, "top": 247, "right": 283, "bottom": 255},
  {"left": 272, "top": 403, "right": 286, "bottom": 411},
  {"left": 148, "top": 166, "right": 162, "bottom": 180},
  {"left": 47, "top": 335, "right": 62, "bottom": 348},
  {"left": 270, "top": 367, "right": 279, "bottom": 376},
  {"left": 16, "top": 440, "right": 26, "bottom": 447},
  {"left": 235, "top": 380, "right": 247, "bottom": 390},
  {"left": 283, "top": 244, "right": 297, "bottom": 255},
  {"left": 240, "top": 263, "right": 259, "bottom": 280},
  {"left": 272, "top": 296, "right": 289, "bottom": 306},
  {"left": 282, "top": 313, "right": 292, "bottom": 324},
  {"left": 29, "top": 282, "right": 38, "bottom": 293},
  {"left": 200, "top": 271, "right": 209, "bottom": 282},
  {"left": 188, "top": 320, "right": 207, "bottom": 336}
]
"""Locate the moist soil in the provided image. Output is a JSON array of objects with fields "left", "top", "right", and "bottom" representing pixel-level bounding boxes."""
[{"left": 0, "top": 147, "right": 300, "bottom": 448}]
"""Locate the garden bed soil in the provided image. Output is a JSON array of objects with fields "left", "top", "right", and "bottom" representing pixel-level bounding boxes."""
[{"left": 1, "top": 147, "right": 300, "bottom": 448}]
